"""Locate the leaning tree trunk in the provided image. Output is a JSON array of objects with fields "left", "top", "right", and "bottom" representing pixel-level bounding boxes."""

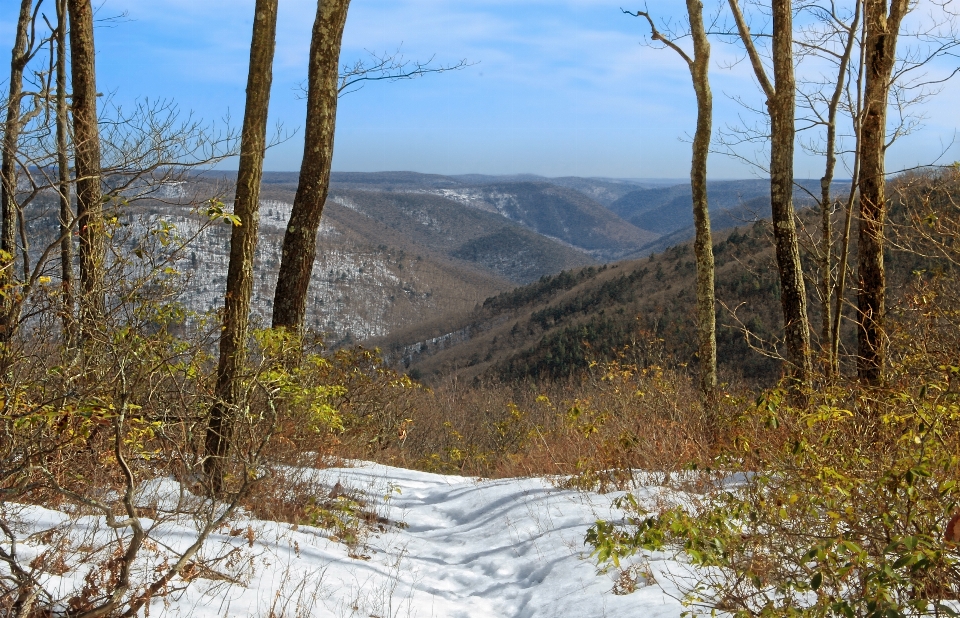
[
  {"left": 272, "top": 0, "right": 351, "bottom": 333},
  {"left": 56, "top": 0, "right": 74, "bottom": 345},
  {"left": 0, "top": 0, "right": 33, "bottom": 342},
  {"left": 856, "top": 0, "right": 909, "bottom": 384},
  {"left": 204, "top": 0, "right": 279, "bottom": 492},
  {"left": 729, "top": 0, "right": 811, "bottom": 396},
  {"left": 68, "top": 0, "right": 105, "bottom": 337}
]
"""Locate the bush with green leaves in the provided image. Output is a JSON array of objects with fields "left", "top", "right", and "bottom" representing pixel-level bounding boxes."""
[{"left": 588, "top": 377, "right": 960, "bottom": 616}]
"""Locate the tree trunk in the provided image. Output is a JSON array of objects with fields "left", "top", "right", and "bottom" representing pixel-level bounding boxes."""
[
  {"left": 686, "top": 0, "right": 717, "bottom": 403},
  {"left": 729, "top": 0, "right": 811, "bottom": 395},
  {"left": 856, "top": 0, "right": 909, "bottom": 384},
  {"left": 56, "top": 0, "right": 74, "bottom": 345},
  {"left": 68, "top": 0, "right": 105, "bottom": 336},
  {"left": 272, "top": 0, "right": 351, "bottom": 333},
  {"left": 630, "top": 4, "right": 716, "bottom": 404},
  {"left": 771, "top": 1, "right": 812, "bottom": 393},
  {"left": 832, "top": 12, "right": 868, "bottom": 379},
  {"left": 205, "top": 0, "right": 279, "bottom": 492},
  {"left": 820, "top": 1, "right": 861, "bottom": 377},
  {"left": 0, "top": 0, "right": 33, "bottom": 342}
]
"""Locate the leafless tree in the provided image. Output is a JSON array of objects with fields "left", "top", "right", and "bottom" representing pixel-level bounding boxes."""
[
  {"left": 856, "top": 0, "right": 909, "bottom": 383},
  {"left": 272, "top": 0, "right": 352, "bottom": 333},
  {"left": 336, "top": 47, "right": 471, "bottom": 97},
  {"left": 205, "top": 0, "right": 279, "bottom": 492},
  {"left": 273, "top": 31, "right": 470, "bottom": 333},
  {"left": 624, "top": 3, "right": 718, "bottom": 405},
  {"left": 68, "top": 0, "right": 105, "bottom": 339},
  {"left": 52, "top": 0, "right": 73, "bottom": 345},
  {"left": 783, "top": 0, "right": 958, "bottom": 380},
  {"left": 1, "top": 0, "right": 42, "bottom": 342},
  {"left": 793, "top": 0, "right": 862, "bottom": 377},
  {"left": 728, "top": 0, "right": 813, "bottom": 396}
]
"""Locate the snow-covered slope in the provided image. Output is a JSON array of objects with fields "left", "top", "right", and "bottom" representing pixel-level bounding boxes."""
[{"left": 8, "top": 463, "right": 688, "bottom": 617}]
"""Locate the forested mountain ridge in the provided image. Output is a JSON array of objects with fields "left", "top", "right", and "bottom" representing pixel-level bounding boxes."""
[
  {"left": 374, "top": 222, "right": 789, "bottom": 385},
  {"left": 373, "top": 198, "right": 943, "bottom": 388}
]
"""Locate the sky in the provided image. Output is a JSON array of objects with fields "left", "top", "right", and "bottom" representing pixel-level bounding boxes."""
[{"left": 2, "top": 0, "right": 959, "bottom": 178}]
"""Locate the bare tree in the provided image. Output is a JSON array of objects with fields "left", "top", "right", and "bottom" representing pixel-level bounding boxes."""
[
  {"left": 728, "top": 0, "right": 812, "bottom": 395},
  {"left": 1, "top": 0, "right": 39, "bottom": 342},
  {"left": 794, "top": 0, "right": 862, "bottom": 376},
  {"left": 830, "top": 25, "right": 866, "bottom": 380},
  {"left": 856, "top": 0, "right": 910, "bottom": 383},
  {"left": 335, "top": 48, "right": 470, "bottom": 97},
  {"left": 272, "top": 0, "right": 352, "bottom": 333},
  {"left": 205, "top": 0, "right": 279, "bottom": 491},
  {"left": 52, "top": 0, "right": 73, "bottom": 345},
  {"left": 625, "top": 3, "right": 717, "bottom": 404},
  {"left": 791, "top": 1, "right": 957, "bottom": 379},
  {"left": 68, "top": 0, "right": 104, "bottom": 337},
  {"left": 272, "top": 26, "right": 470, "bottom": 333}
]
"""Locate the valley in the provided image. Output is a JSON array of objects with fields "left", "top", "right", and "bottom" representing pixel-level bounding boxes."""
[{"left": 132, "top": 170, "right": 824, "bottom": 348}]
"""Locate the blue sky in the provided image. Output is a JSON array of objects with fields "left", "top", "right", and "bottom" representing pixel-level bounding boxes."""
[{"left": 3, "top": 0, "right": 958, "bottom": 178}]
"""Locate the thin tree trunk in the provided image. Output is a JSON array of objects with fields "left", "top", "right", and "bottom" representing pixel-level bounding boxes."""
[
  {"left": 820, "top": 0, "right": 860, "bottom": 375},
  {"left": 820, "top": 0, "right": 860, "bottom": 376},
  {"left": 272, "top": 0, "right": 351, "bottom": 333},
  {"left": 687, "top": 1, "right": 716, "bottom": 402},
  {"left": 856, "top": 0, "right": 909, "bottom": 384},
  {"left": 832, "top": 15, "right": 868, "bottom": 378},
  {"left": 0, "top": 0, "right": 33, "bottom": 342},
  {"left": 729, "top": 0, "right": 811, "bottom": 395},
  {"left": 205, "top": 0, "right": 279, "bottom": 492},
  {"left": 55, "top": 0, "right": 74, "bottom": 345},
  {"left": 630, "top": 2, "right": 716, "bottom": 406},
  {"left": 820, "top": 181, "right": 832, "bottom": 356},
  {"left": 68, "top": 0, "right": 104, "bottom": 336},
  {"left": 832, "top": 155, "right": 860, "bottom": 376}
]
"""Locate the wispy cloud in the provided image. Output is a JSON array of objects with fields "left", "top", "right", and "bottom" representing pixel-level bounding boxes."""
[{"left": 10, "top": 0, "right": 958, "bottom": 176}]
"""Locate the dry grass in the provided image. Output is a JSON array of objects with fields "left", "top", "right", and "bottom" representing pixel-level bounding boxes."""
[{"left": 376, "top": 352, "right": 721, "bottom": 487}]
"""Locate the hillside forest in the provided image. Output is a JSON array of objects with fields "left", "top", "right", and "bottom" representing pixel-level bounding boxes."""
[{"left": 1, "top": 0, "right": 960, "bottom": 616}]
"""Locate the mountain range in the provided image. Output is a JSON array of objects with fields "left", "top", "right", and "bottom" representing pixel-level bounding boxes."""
[{"left": 27, "top": 171, "right": 832, "bottom": 348}]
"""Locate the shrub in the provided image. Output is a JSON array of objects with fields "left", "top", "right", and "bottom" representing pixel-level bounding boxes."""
[{"left": 587, "top": 375, "right": 960, "bottom": 616}]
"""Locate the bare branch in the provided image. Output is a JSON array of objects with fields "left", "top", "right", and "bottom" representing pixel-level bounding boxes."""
[{"left": 333, "top": 48, "right": 473, "bottom": 98}]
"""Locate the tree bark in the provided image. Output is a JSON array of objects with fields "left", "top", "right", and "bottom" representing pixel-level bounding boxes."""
[
  {"left": 56, "top": 0, "right": 74, "bottom": 345},
  {"left": 0, "top": 0, "right": 33, "bottom": 341},
  {"left": 819, "top": 1, "right": 860, "bottom": 376},
  {"left": 68, "top": 0, "right": 105, "bottom": 335},
  {"left": 832, "top": 12, "right": 868, "bottom": 379},
  {"left": 272, "top": 0, "right": 351, "bottom": 333},
  {"left": 856, "top": 0, "right": 909, "bottom": 384},
  {"left": 729, "top": 0, "right": 811, "bottom": 395},
  {"left": 687, "top": 1, "right": 717, "bottom": 402},
  {"left": 630, "top": 3, "right": 716, "bottom": 404},
  {"left": 205, "top": 0, "right": 279, "bottom": 491}
]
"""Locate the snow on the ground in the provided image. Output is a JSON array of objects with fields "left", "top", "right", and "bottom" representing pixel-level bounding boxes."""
[{"left": 4, "top": 463, "right": 692, "bottom": 617}]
